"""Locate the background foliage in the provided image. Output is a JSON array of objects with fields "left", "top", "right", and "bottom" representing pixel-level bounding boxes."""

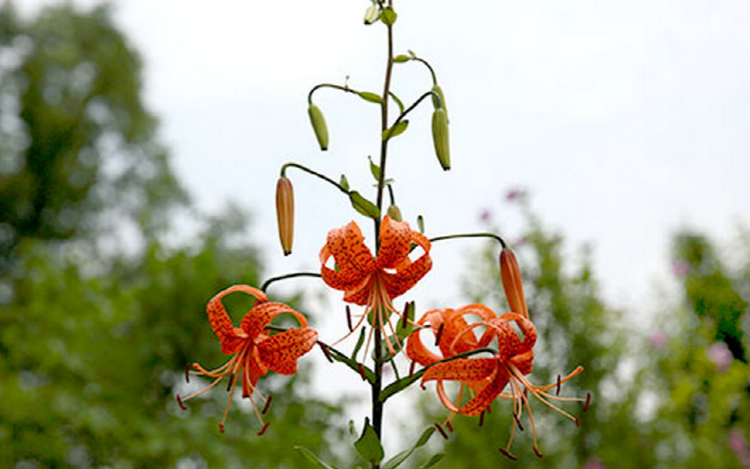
[{"left": 1, "top": 2, "right": 748, "bottom": 468}]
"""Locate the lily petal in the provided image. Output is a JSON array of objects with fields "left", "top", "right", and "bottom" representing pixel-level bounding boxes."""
[
  {"left": 459, "top": 369, "right": 510, "bottom": 416},
  {"left": 257, "top": 327, "right": 319, "bottom": 375},
  {"left": 206, "top": 285, "right": 268, "bottom": 354},
  {"left": 375, "top": 215, "right": 414, "bottom": 270},
  {"left": 241, "top": 302, "right": 307, "bottom": 338},
  {"left": 423, "top": 357, "right": 497, "bottom": 383}
]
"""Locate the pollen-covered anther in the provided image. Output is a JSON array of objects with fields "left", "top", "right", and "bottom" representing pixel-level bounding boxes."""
[
  {"left": 176, "top": 394, "right": 187, "bottom": 411},
  {"left": 346, "top": 306, "right": 353, "bottom": 332},
  {"left": 258, "top": 422, "right": 271, "bottom": 436},
  {"left": 556, "top": 374, "right": 562, "bottom": 396},
  {"left": 219, "top": 423, "right": 225, "bottom": 433},
  {"left": 513, "top": 412, "right": 524, "bottom": 431},
  {"left": 262, "top": 394, "right": 273, "bottom": 415},
  {"left": 498, "top": 448, "right": 517, "bottom": 461},
  {"left": 533, "top": 445, "right": 544, "bottom": 458},
  {"left": 409, "top": 360, "right": 416, "bottom": 377},
  {"left": 434, "top": 423, "right": 449, "bottom": 439},
  {"left": 434, "top": 323, "right": 445, "bottom": 346},
  {"left": 583, "top": 392, "right": 592, "bottom": 412},
  {"left": 445, "top": 420, "right": 454, "bottom": 432},
  {"left": 318, "top": 342, "right": 333, "bottom": 363},
  {"left": 184, "top": 364, "right": 191, "bottom": 383}
]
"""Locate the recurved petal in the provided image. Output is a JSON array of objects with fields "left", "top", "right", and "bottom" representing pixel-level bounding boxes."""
[
  {"left": 459, "top": 369, "right": 510, "bottom": 416},
  {"left": 241, "top": 302, "right": 308, "bottom": 338},
  {"left": 375, "top": 216, "right": 413, "bottom": 269},
  {"left": 380, "top": 252, "right": 432, "bottom": 299},
  {"left": 422, "top": 357, "right": 498, "bottom": 383},
  {"left": 320, "top": 264, "right": 371, "bottom": 303},
  {"left": 257, "top": 327, "right": 318, "bottom": 375},
  {"left": 206, "top": 285, "right": 268, "bottom": 354},
  {"left": 320, "top": 221, "right": 376, "bottom": 273}
]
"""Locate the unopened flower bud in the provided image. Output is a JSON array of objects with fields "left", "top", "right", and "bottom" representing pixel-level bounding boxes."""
[
  {"left": 363, "top": 4, "right": 379, "bottom": 24},
  {"left": 500, "top": 248, "right": 528, "bottom": 318},
  {"left": 431, "top": 84, "right": 447, "bottom": 116},
  {"left": 387, "top": 204, "right": 402, "bottom": 222},
  {"left": 308, "top": 104, "right": 329, "bottom": 151},
  {"left": 275, "top": 177, "right": 294, "bottom": 256},
  {"left": 431, "top": 107, "right": 450, "bottom": 171}
]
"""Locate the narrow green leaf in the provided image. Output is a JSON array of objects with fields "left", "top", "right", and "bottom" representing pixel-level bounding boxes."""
[
  {"left": 379, "top": 371, "right": 424, "bottom": 403},
  {"left": 418, "top": 453, "right": 444, "bottom": 469},
  {"left": 388, "top": 91, "right": 405, "bottom": 114},
  {"left": 329, "top": 345, "right": 375, "bottom": 383},
  {"left": 368, "top": 156, "right": 381, "bottom": 181},
  {"left": 351, "top": 327, "right": 366, "bottom": 359},
  {"left": 354, "top": 418, "right": 385, "bottom": 465},
  {"left": 382, "top": 427, "right": 437, "bottom": 469},
  {"left": 349, "top": 191, "right": 380, "bottom": 220},
  {"left": 358, "top": 91, "right": 383, "bottom": 104},
  {"left": 340, "top": 174, "right": 350, "bottom": 191},
  {"left": 381, "top": 7, "right": 397, "bottom": 26},
  {"left": 295, "top": 446, "right": 341, "bottom": 469},
  {"left": 393, "top": 54, "right": 410, "bottom": 63},
  {"left": 382, "top": 120, "right": 409, "bottom": 140}
]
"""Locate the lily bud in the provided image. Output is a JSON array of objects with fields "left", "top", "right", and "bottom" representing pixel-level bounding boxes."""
[
  {"left": 431, "top": 84, "right": 447, "bottom": 116},
  {"left": 308, "top": 104, "right": 329, "bottom": 151},
  {"left": 431, "top": 107, "right": 450, "bottom": 171},
  {"left": 500, "top": 248, "right": 529, "bottom": 318},
  {"left": 275, "top": 177, "right": 295, "bottom": 256},
  {"left": 387, "top": 204, "right": 403, "bottom": 222},
  {"left": 363, "top": 4, "right": 379, "bottom": 24}
]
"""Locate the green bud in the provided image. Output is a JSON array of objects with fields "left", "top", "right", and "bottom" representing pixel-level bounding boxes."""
[
  {"left": 387, "top": 205, "right": 402, "bottom": 222},
  {"left": 431, "top": 108, "right": 450, "bottom": 171},
  {"left": 431, "top": 84, "right": 447, "bottom": 117},
  {"left": 308, "top": 104, "right": 329, "bottom": 151}
]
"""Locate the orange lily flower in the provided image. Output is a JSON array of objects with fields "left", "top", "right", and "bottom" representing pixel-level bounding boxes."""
[
  {"left": 176, "top": 284, "right": 318, "bottom": 434},
  {"left": 409, "top": 306, "right": 585, "bottom": 460},
  {"left": 320, "top": 215, "right": 431, "bottom": 352}
]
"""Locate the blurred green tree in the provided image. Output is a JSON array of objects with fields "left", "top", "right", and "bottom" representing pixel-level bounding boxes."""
[
  {"left": 0, "top": 1, "right": 185, "bottom": 273},
  {"left": 0, "top": 3, "right": 345, "bottom": 467}
]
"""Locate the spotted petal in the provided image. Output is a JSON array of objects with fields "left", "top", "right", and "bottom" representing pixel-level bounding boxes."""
[
  {"left": 320, "top": 221, "right": 376, "bottom": 302},
  {"left": 206, "top": 285, "right": 268, "bottom": 354},
  {"left": 459, "top": 369, "right": 511, "bottom": 416},
  {"left": 257, "top": 327, "right": 318, "bottom": 375},
  {"left": 422, "top": 357, "right": 497, "bottom": 383}
]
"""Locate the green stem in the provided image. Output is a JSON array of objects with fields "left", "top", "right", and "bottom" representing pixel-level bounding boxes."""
[
  {"left": 261, "top": 272, "right": 322, "bottom": 293},
  {"left": 372, "top": 1, "right": 396, "bottom": 455},
  {"left": 430, "top": 232, "right": 507, "bottom": 249},
  {"left": 307, "top": 83, "right": 358, "bottom": 104},
  {"left": 281, "top": 162, "right": 349, "bottom": 195}
]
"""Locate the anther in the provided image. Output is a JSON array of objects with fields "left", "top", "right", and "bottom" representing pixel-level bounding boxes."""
[
  {"left": 479, "top": 411, "right": 485, "bottom": 427},
  {"left": 583, "top": 392, "right": 591, "bottom": 412},
  {"left": 533, "top": 445, "right": 544, "bottom": 458},
  {"left": 556, "top": 374, "right": 562, "bottom": 396},
  {"left": 434, "top": 323, "right": 445, "bottom": 346},
  {"left": 258, "top": 422, "right": 271, "bottom": 436},
  {"left": 176, "top": 394, "right": 187, "bottom": 411},
  {"left": 513, "top": 412, "right": 524, "bottom": 431},
  {"left": 401, "top": 302, "right": 411, "bottom": 329},
  {"left": 434, "top": 423, "right": 449, "bottom": 440},
  {"left": 219, "top": 423, "right": 225, "bottom": 433},
  {"left": 574, "top": 416, "right": 580, "bottom": 427},
  {"left": 262, "top": 394, "right": 273, "bottom": 414},
  {"left": 498, "top": 448, "right": 517, "bottom": 461},
  {"left": 318, "top": 342, "right": 333, "bottom": 363},
  {"left": 346, "top": 306, "right": 353, "bottom": 332},
  {"left": 226, "top": 374, "right": 235, "bottom": 392},
  {"left": 185, "top": 364, "right": 191, "bottom": 383},
  {"left": 409, "top": 360, "right": 416, "bottom": 377}
]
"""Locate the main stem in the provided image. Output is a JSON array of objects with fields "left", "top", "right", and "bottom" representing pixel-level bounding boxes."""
[{"left": 372, "top": 2, "right": 395, "bottom": 455}]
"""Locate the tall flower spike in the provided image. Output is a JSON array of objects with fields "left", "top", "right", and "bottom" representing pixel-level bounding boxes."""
[
  {"left": 320, "top": 215, "right": 431, "bottom": 354},
  {"left": 411, "top": 306, "right": 585, "bottom": 459},
  {"left": 500, "top": 248, "right": 528, "bottom": 318},
  {"left": 275, "top": 176, "right": 295, "bottom": 256},
  {"left": 177, "top": 285, "right": 318, "bottom": 433}
]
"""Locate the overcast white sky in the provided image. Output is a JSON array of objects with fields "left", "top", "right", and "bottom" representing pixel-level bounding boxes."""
[
  {"left": 16, "top": 0, "right": 750, "bottom": 442},
  {"left": 18, "top": 0, "right": 750, "bottom": 309}
]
